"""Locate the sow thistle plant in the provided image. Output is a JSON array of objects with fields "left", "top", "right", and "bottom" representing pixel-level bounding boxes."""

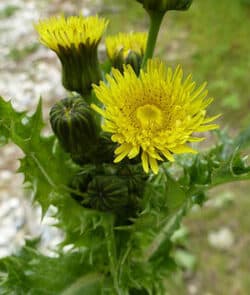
[{"left": 1, "top": 1, "right": 250, "bottom": 294}]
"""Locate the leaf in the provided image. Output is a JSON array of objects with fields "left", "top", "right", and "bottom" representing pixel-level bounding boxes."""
[
  {"left": 0, "top": 97, "right": 124, "bottom": 293},
  {"left": 0, "top": 96, "right": 76, "bottom": 215},
  {"left": 165, "top": 175, "right": 187, "bottom": 212},
  {"left": 113, "top": 173, "right": 188, "bottom": 293},
  {"left": 209, "top": 130, "right": 250, "bottom": 185},
  {"left": 0, "top": 242, "right": 109, "bottom": 295},
  {"left": 211, "top": 149, "right": 250, "bottom": 185},
  {"left": 176, "top": 129, "right": 250, "bottom": 190}
]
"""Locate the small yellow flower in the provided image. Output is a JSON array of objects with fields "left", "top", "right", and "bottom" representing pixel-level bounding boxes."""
[
  {"left": 35, "top": 15, "right": 108, "bottom": 53},
  {"left": 106, "top": 32, "right": 147, "bottom": 61},
  {"left": 35, "top": 15, "right": 108, "bottom": 95},
  {"left": 92, "top": 59, "right": 219, "bottom": 174}
]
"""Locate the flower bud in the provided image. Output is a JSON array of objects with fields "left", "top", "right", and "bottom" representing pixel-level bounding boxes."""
[
  {"left": 125, "top": 51, "right": 142, "bottom": 75},
  {"left": 95, "top": 134, "right": 116, "bottom": 164},
  {"left": 105, "top": 33, "right": 147, "bottom": 75},
  {"left": 84, "top": 176, "right": 129, "bottom": 212},
  {"left": 136, "top": 0, "right": 193, "bottom": 13},
  {"left": 49, "top": 97, "right": 99, "bottom": 164},
  {"left": 35, "top": 15, "right": 108, "bottom": 96}
]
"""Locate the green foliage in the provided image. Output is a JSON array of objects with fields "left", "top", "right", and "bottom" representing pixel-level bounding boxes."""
[
  {"left": 1, "top": 96, "right": 250, "bottom": 294},
  {"left": 1, "top": 0, "right": 250, "bottom": 293},
  {"left": 176, "top": 130, "right": 250, "bottom": 197},
  {"left": 0, "top": 96, "right": 76, "bottom": 214},
  {"left": 0, "top": 240, "right": 109, "bottom": 295}
]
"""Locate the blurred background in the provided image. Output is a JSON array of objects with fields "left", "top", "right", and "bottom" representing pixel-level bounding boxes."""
[{"left": 0, "top": 0, "right": 250, "bottom": 294}]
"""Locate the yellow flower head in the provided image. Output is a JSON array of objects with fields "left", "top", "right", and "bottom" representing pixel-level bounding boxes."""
[
  {"left": 35, "top": 15, "right": 108, "bottom": 53},
  {"left": 106, "top": 32, "right": 147, "bottom": 61},
  {"left": 92, "top": 59, "right": 219, "bottom": 174},
  {"left": 35, "top": 15, "right": 108, "bottom": 95}
]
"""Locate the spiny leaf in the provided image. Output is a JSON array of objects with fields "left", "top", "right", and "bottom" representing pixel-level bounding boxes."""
[
  {"left": 0, "top": 242, "right": 110, "bottom": 295},
  {"left": 0, "top": 97, "right": 76, "bottom": 215}
]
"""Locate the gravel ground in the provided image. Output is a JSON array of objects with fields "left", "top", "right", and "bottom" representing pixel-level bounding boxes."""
[{"left": 0, "top": 0, "right": 103, "bottom": 258}]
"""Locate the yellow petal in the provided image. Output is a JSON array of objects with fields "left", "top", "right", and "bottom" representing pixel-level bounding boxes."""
[
  {"left": 128, "top": 145, "right": 140, "bottom": 159},
  {"left": 191, "top": 82, "right": 207, "bottom": 100},
  {"left": 91, "top": 104, "right": 105, "bottom": 116},
  {"left": 196, "top": 124, "right": 219, "bottom": 132},
  {"left": 149, "top": 157, "right": 159, "bottom": 174},
  {"left": 202, "top": 114, "right": 221, "bottom": 124},
  {"left": 188, "top": 137, "right": 205, "bottom": 142},
  {"left": 114, "top": 150, "right": 129, "bottom": 163},
  {"left": 141, "top": 151, "right": 149, "bottom": 173},
  {"left": 171, "top": 145, "right": 197, "bottom": 154},
  {"left": 161, "top": 149, "right": 175, "bottom": 162},
  {"left": 114, "top": 143, "right": 131, "bottom": 155}
]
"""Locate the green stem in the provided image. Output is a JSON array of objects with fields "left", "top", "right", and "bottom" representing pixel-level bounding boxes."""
[
  {"left": 105, "top": 216, "right": 122, "bottom": 295},
  {"left": 141, "top": 10, "right": 165, "bottom": 68}
]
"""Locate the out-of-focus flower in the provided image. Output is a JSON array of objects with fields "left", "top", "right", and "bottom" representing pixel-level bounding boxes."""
[{"left": 92, "top": 59, "right": 219, "bottom": 174}]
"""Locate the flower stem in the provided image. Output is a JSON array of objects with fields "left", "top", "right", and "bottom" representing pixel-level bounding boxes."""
[{"left": 141, "top": 10, "right": 165, "bottom": 68}]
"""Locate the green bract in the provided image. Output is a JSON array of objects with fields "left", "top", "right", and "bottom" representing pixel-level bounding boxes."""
[
  {"left": 60, "top": 44, "right": 102, "bottom": 96},
  {"left": 112, "top": 49, "right": 143, "bottom": 75}
]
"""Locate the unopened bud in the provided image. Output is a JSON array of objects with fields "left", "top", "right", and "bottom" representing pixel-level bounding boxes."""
[
  {"left": 105, "top": 32, "right": 147, "bottom": 75},
  {"left": 85, "top": 176, "right": 129, "bottom": 212},
  {"left": 136, "top": 0, "right": 193, "bottom": 13},
  {"left": 49, "top": 97, "right": 98, "bottom": 164}
]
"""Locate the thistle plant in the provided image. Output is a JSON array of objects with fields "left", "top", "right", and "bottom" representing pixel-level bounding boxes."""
[{"left": 1, "top": 1, "right": 250, "bottom": 294}]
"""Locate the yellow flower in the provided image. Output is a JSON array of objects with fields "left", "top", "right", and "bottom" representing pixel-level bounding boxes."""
[
  {"left": 106, "top": 32, "right": 147, "bottom": 61},
  {"left": 92, "top": 59, "right": 219, "bottom": 174},
  {"left": 35, "top": 15, "right": 108, "bottom": 95},
  {"left": 105, "top": 32, "right": 147, "bottom": 75},
  {"left": 35, "top": 15, "right": 108, "bottom": 53}
]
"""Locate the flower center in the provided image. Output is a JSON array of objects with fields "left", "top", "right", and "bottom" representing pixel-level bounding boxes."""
[{"left": 136, "top": 104, "right": 163, "bottom": 128}]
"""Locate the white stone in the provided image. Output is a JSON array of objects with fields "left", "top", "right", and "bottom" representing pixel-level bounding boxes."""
[{"left": 208, "top": 227, "right": 234, "bottom": 250}]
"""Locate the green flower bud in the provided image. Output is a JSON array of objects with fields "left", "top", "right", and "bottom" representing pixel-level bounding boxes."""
[
  {"left": 49, "top": 97, "right": 99, "bottom": 164},
  {"left": 125, "top": 51, "right": 142, "bottom": 75},
  {"left": 136, "top": 0, "right": 193, "bottom": 13},
  {"left": 84, "top": 176, "right": 129, "bottom": 212},
  {"left": 95, "top": 134, "right": 116, "bottom": 164},
  {"left": 111, "top": 49, "right": 142, "bottom": 76},
  {"left": 105, "top": 32, "right": 147, "bottom": 75}
]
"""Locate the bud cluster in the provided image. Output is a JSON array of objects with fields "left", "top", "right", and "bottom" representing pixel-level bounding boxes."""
[
  {"left": 36, "top": 4, "right": 194, "bottom": 216},
  {"left": 70, "top": 164, "right": 147, "bottom": 222},
  {"left": 49, "top": 96, "right": 147, "bottom": 219}
]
